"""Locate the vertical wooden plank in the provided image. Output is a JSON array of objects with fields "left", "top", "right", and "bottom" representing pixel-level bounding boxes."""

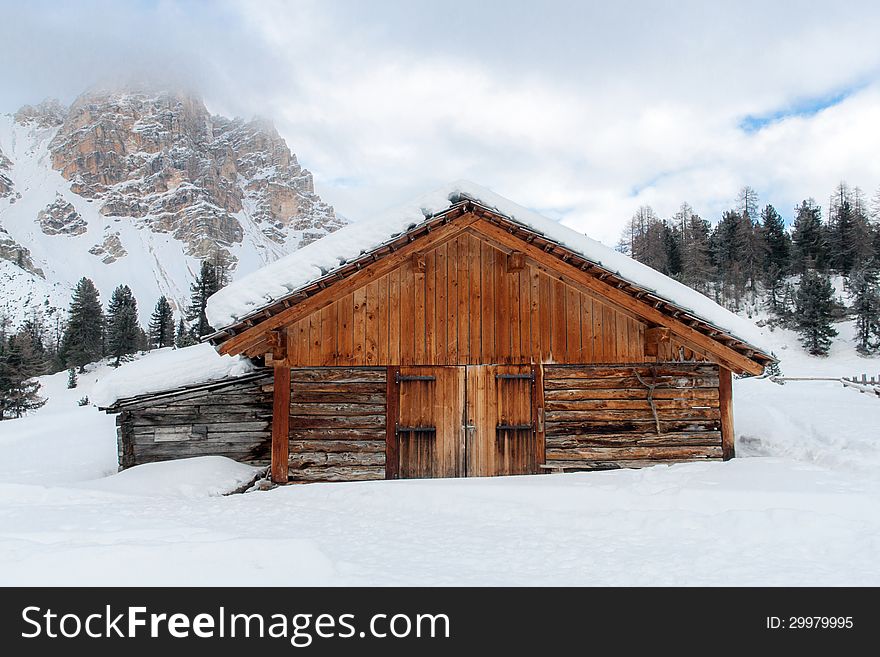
[
  {"left": 442, "top": 367, "right": 464, "bottom": 477},
  {"left": 455, "top": 235, "right": 471, "bottom": 365},
  {"left": 533, "top": 362, "right": 545, "bottom": 469},
  {"left": 566, "top": 284, "right": 580, "bottom": 363},
  {"left": 592, "top": 300, "right": 604, "bottom": 361},
  {"left": 385, "top": 367, "right": 400, "bottom": 479},
  {"left": 719, "top": 366, "right": 735, "bottom": 460},
  {"left": 400, "top": 259, "right": 415, "bottom": 364},
  {"left": 414, "top": 258, "right": 426, "bottom": 364},
  {"left": 615, "top": 312, "right": 627, "bottom": 362},
  {"left": 287, "top": 318, "right": 302, "bottom": 366},
  {"left": 603, "top": 304, "right": 615, "bottom": 362},
  {"left": 456, "top": 366, "right": 466, "bottom": 476},
  {"left": 338, "top": 293, "right": 354, "bottom": 366},
  {"left": 485, "top": 366, "right": 498, "bottom": 476},
  {"left": 638, "top": 323, "right": 647, "bottom": 361},
  {"left": 365, "top": 280, "right": 379, "bottom": 365},
  {"left": 308, "top": 311, "right": 321, "bottom": 366},
  {"left": 481, "top": 242, "right": 495, "bottom": 362},
  {"left": 518, "top": 267, "right": 529, "bottom": 362},
  {"left": 320, "top": 304, "right": 336, "bottom": 366},
  {"left": 494, "top": 246, "right": 510, "bottom": 364},
  {"left": 389, "top": 267, "right": 401, "bottom": 365},
  {"left": 376, "top": 274, "right": 389, "bottom": 365},
  {"left": 627, "top": 318, "right": 641, "bottom": 362},
  {"left": 425, "top": 248, "right": 437, "bottom": 365},
  {"left": 468, "top": 235, "right": 481, "bottom": 364},
  {"left": 435, "top": 242, "right": 448, "bottom": 365},
  {"left": 529, "top": 267, "right": 541, "bottom": 362},
  {"left": 271, "top": 365, "right": 290, "bottom": 484},
  {"left": 477, "top": 365, "right": 494, "bottom": 476},
  {"left": 580, "top": 294, "right": 593, "bottom": 363},
  {"left": 465, "top": 365, "right": 483, "bottom": 476},
  {"left": 550, "top": 279, "right": 566, "bottom": 361},
  {"left": 509, "top": 268, "right": 521, "bottom": 362},
  {"left": 449, "top": 236, "right": 460, "bottom": 364},
  {"left": 538, "top": 271, "right": 552, "bottom": 361},
  {"left": 352, "top": 285, "right": 367, "bottom": 366}
]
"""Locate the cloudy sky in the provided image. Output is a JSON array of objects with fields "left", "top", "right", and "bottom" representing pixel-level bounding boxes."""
[{"left": 3, "top": 0, "right": 880, "bottom": 243}]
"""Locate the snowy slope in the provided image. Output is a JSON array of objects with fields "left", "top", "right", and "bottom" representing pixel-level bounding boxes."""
[
  {"left": 735, "top": 318, "right": 880, "bottom": 474},
  {"left": 0, "top": 315, "right": 878, "bottom": 585}
]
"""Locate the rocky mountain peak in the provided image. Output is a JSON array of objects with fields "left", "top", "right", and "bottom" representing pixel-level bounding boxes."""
[
  {"left": 0, "top": 148, "right": 12, "bottom": 198},
  {"left": 0, "top": 86, "right": 346, "bottom": 326},
  {"left": 46, "top": 88, "right": 343, "bottom": 258},
  {"left": 13, "top": 99, "right": 66, "bottom": 128}
]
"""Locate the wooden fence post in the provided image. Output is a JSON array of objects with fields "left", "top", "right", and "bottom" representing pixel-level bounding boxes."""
[
  {"left": 270, "top": 329, "right": 289, "bottom": 484},
  {"left": 719, "top": 366, "right": 735, "bottom": 460},
  {"left": 385, "top": 367, "right": 400, "bottom": 480}
]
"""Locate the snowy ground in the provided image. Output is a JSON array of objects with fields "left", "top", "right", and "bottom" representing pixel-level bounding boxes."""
[{"left": 1, "top": 327, "right": 879, "bottom": 586}]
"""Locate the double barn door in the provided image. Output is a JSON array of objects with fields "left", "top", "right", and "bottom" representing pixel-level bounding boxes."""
[{"left": 390, "top": 365, "right": 540, "bottom": 479}]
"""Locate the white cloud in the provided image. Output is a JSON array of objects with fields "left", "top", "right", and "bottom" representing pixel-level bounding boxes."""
[{"left": 3, "top": 0, "right": 880, "bottom": 244}]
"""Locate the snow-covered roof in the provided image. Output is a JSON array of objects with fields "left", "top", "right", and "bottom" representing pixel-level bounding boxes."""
[
  {"left": 206, "top": 180, "right": 772, "bottom": 357},
  {"left": 93, "top": 344, "right": 255, "bottom": 408}
]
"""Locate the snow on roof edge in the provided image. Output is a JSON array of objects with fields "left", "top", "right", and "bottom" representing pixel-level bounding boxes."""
[
  {"left": 92, "top": 343, "right": 256, "bottom": 408},
  {"left": 206, "top": 180, "right": 773, "bottom": 358}
]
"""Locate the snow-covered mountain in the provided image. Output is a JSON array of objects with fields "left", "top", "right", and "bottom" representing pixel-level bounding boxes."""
[{"left": 0, "top": 89, "right": 345, "bottom": 325}]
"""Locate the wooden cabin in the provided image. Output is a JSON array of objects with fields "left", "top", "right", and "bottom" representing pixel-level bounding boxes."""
[{"left": 108, "top": 184, "right": 774, "bottom": 483}]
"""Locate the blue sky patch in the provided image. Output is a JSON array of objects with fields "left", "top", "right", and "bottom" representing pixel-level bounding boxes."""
[{"left": 739, "top": 85, "right": 862, "bottom": 133}]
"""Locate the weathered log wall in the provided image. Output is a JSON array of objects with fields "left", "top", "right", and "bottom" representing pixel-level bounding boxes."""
[
  {"left": 543, "top": 363, "right": 723, "bottom": 470},
  {"left": 114, "top": 372, "right": 274, "bottom": 469},
  {"left": 112, "top": 363, "right": 726, "bottom": 480},
  {"left": 288, "top": 367, "right": 387, "bottom": 482}
]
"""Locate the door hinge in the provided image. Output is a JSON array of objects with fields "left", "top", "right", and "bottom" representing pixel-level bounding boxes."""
[
  {"left": 395, "top": 374, "right": 437, "bottom": 383},
  {"left": 396, "top": 426, "right": 437, "bottom": 435}
]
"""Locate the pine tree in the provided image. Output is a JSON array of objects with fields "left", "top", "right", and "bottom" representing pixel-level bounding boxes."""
[
  {"left": 187, "top": 260, "right": 221, "bottom": 340},
  {"left": 617, "top": 206, "right": 657, "bottom": 258},
  {"left": 791, "top": 200, "right": 827, "bottom": 273},
  {"left": 760, "top": 204, "right": 790, "bottom": 276},
  {"left": 148, "top": 296, "right": 175, "bottom": 349},
  {"left": 60, "top": 278, "right": 104, "bottom": 372},
  {"left": 777, "top": 282, "right": 798, "bottom": 327},
  {"left": 794, "top": 270, "right": 838, "bottom": 356},
  {"left": 711, "top": 210, "right": 752, "bottom": 310},
  {"left": 0, "top": 330, "right": 47, "bottom": 419},
  {"left": 106, "top": 285, "right": 140, "bottom": 367},
  {"left": 848, "top": 263, "right": 880, "bottom": 354},
  {"left": 136, "top": 327, "right": 151, "bottom": 352},
  {"left": 175, "top": 318, "right": 196, "bottom": 348},
  {"left": 738, "top": 210, "right": 766, "bottom": 306},
  {"left": 210, "top": 249, "right": 233, "bottom": 289},
  {"left": 871, "top": 185, "right": 880, "bottom": 223},
  {"left": 67, "top": 367, "right": 77, "bottom": 389},
  {"left": 828, "top": 182, "right": 872, "bottom": 274},
  {"left": 663, "top": 223, "right": 682, "bottom": 277},
  {"left": 676, "top": 205, "right": 714, "bottom": 293},
  {"left": 736, "top": 186, "right": 760, "bottom": 220},
  {"left": 760, "top": 204, "right": 791, "bottom": 312}
]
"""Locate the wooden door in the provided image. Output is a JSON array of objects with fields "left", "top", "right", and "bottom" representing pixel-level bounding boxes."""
[
  {"left": 466, "top": 365, "right": 538, "bottom": 476},
  {"left": 395, "top": 366, "right": 465, "bottom": 478}
]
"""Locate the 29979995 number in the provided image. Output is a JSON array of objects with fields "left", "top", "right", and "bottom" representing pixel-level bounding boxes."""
[{"left": 766, "top": 617, "right": 853, "bottom": 629}]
